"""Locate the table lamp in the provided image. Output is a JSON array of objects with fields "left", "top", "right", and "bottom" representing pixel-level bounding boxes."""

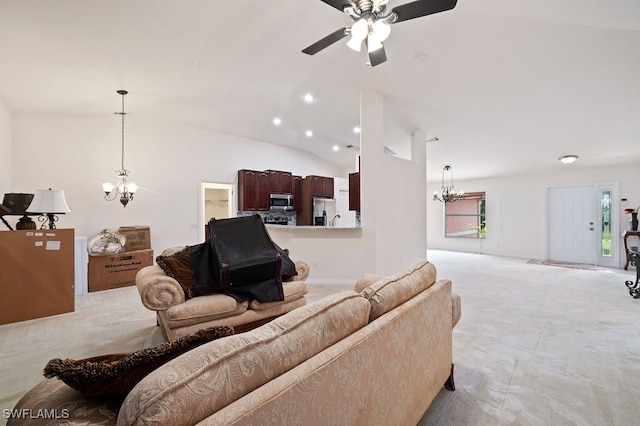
[
  {"left": 1, "top": 193, "right": 36, "bottom": 230},
  {"left": 26, "top": 189, "right": 71, "bottom": 229}
]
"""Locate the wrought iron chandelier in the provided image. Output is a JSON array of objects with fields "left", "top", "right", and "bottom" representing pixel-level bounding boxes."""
[
  {"left": 102, "top": 90, "right": 137, "bottom": 207},
  {"left": 433, "top": 165, "right": 465, "bottom": 203}
]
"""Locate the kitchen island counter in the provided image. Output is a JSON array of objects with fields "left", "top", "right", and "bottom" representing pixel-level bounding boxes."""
[
  {"left": 265, "top": 224, "right": 365, "bottom": 283},
  {"left": 266, "top": 224, "right": 361, "bottom": 230}
]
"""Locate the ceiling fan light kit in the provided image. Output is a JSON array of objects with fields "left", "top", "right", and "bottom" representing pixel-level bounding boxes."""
[{"left": 303, "top": 0, "right": 457, "bottom": 66}]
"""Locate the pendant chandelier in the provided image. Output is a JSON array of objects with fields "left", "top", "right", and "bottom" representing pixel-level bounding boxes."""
[
  {"left": 433, "top": 165, "right": 465, "bottom": 203},
  {"left": 102, "top": 90, "right": 137, "bottom": 207}
]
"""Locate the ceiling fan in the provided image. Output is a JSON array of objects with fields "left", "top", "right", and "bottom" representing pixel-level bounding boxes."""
[{"left": 302, "top": 0, "right": 458, "bottom": 67}]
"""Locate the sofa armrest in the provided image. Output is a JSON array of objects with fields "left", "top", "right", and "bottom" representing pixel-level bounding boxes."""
[
  {"left": 451, "top": 291, "right": 462, "bottom": 328},
  {"left": 286, "top": 259, "right": 309, "bottom": 282},
  {"left": 135, "top": 265, "right": 185, "bottom": 311}
]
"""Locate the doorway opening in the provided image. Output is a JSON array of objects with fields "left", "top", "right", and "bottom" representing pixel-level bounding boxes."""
[{"left": 200, "top": 182, "right": 234, "bottom": 241}]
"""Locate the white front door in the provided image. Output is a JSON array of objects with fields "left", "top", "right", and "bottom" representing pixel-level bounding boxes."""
[{"left": 547, "top": 185, "right": 597, "bottom": 264}]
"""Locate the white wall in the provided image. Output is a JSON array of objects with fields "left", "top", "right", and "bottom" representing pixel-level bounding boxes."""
[
  {"left": 268, "top": 227, "right": 366, "bottom": 283},
  {"left": 0, "top": 99, "right": 11, "bottom": 196},
  {"left": 268, "top": 90, "right": 429, "bottom": 283},
  {"left": 360, "top": 90, "right": 427, "bottom": 276},
  {"left": 11, "top": 113, "right": 342, "bottom": 251},
  {"left": 427, "top": 163, "right": 640, "bottom": 267}
]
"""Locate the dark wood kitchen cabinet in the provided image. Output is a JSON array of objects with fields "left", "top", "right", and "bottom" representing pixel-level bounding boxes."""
[
  {"left": 239, "top": 169, "right": 334, "bottom": 214},
  {"left": 308, "top": 175, "right": 334, "bottom": 198},
  {"left": 292, "top": 175, "right": 303, "bottom": 211},
  {"left": 349, "top": 172, "right": 360, "bottom": 211},
  {"left": 256, "top": 171, "right": 270, "bottom": 210},
  {"left": 238, "top": 169, "right": 269, "bottom": 211},
  {"left": 323, "top": 177, "right": 334, "bottom": 198},
  {"left": 266, "top": 170, "right": 293, "bottom": 194},
  {"left": 298, "top": 175, "right": 334, "bottom": 225}
]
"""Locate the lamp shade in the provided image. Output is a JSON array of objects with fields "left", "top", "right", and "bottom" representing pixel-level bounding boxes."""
[
  {"left": 26, "top": 189, "right": 71, "bottom": 214},
  {"left": 351, "top": 18, "right": 368, "bottom": 40},
  {"left": 2, "top": 193, "right": 34, "bottom": 214},
  {"left": 371, "top": 21, "right": 391, "bottom": 42}
]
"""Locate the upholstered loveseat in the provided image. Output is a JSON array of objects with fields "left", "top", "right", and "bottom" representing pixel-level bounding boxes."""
[
  {"left": 10, "top": 260, "right": 461, "bottom": 425},
  {"left": 136, "top": 247, "right": 310, "bottom": 342}
]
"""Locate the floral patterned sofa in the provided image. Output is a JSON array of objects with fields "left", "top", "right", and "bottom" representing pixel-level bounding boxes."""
[
  {"left": 135, "top": 246, "right": 310, "bottom": 342},
  {"left": 9, "top": 260, "right": 461, "bottom": 425}
]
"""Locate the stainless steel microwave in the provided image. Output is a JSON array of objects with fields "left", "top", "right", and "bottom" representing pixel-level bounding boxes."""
[{"left": 269, "top": 194, "right": 294, "bottom": 211}]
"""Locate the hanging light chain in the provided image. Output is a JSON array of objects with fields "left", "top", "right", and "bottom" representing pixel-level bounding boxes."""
[
  {"left": 103, "top": 90, "right": 136, "bottom": 207},
  {"left": 117, "top": 89, "right": 128, "bottom": 175}
]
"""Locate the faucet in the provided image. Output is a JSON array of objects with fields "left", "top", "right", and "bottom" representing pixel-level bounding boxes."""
[{"left": 331, "top": 214, "right": 341, "bottom": 226}]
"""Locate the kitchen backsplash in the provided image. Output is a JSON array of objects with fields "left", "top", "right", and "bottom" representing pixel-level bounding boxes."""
[{"left": 237, "top": 210, "right": 296, "bottom": 226}]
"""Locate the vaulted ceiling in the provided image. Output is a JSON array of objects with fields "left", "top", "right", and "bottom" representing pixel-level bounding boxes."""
[{"left": 0, "top": 0, "right": 638, "bottom": 181}]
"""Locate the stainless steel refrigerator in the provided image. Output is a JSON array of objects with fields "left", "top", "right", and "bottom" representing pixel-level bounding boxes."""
[{"left": 312, "top": 197, "right": 337, "bottom": 226}]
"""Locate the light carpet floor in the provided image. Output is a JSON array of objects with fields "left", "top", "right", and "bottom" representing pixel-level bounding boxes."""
[
  {"left": 1, "top": 250, "right": 639, "bottom": 425},
  {"left": 421, "top": 250, "right": 640, "bottom": 425},
  {"left": 526, "top": 259, "right": 605, "bottom": 271}
]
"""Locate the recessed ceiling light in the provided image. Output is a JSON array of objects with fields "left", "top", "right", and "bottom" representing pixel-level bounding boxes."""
[
  {"left": 559, "top": 155, "right": 578, "bottom": 164},
  {"left": 272, "top": 117, "right": 282, "bottom": 126},
  {"left": 303, "top": 93, "right": 314, "bottom": 103},
  {"left": 332, "top": 145, "right": 340, "bottom": 151},
  {"left": 353, "top": 126, "right": 361, "bottom": 134},
  {"left": 305, "top": 130, "right": 313, "bottom": 137}
]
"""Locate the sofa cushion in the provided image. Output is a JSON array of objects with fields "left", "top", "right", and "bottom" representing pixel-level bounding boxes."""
[
  {"left": 156, "top": 246, "right": 195, "bottom": 299},
  {"left": 164, "top": 293, "right": 250, "bottom": 328},
  {"left": 360, "top": 260, "right": 437, "bottom": 321},
  {"left": 286, "top": 258, "right": 309, "bottom": 282},
  {"left": 10, "top": 379, "right": 122, "bottom": 425},
  {"left": 249, "top": 280, "right": 307, "bottom": 311},
  {"left": 354, "top": 273, "right": 383, "bottom": 293},
  {"left": 42, "top": 326, "right": 234, "bottom": 397},
  {"left": 119, "top": 290, "right": 371, "bottom": 426}
]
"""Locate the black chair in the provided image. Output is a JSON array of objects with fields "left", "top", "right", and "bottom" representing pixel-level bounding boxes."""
[{"left": 205, "top": 215, "right": 284, "bottom": 303}]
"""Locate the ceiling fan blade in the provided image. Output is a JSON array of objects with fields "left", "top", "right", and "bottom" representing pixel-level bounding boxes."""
[
  {"left": 391, "top": 0, "right": 457, "bottom": 23},
  {"left": 319, "top": 0, "right": 353, "bottom": 12},
  {"left": 368, "top": 44, "right": 387, "bottom": 67},
  {"left": 302, "top": 27, "right": 349, "bottom": 55}
]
